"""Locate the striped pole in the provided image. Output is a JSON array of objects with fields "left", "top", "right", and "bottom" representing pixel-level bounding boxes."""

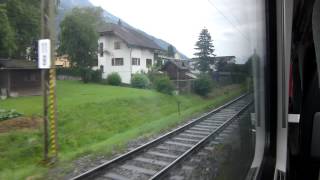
[
  {"left": 48, "top": 68, "right": 58, "bottom": 158},
  {"left": 41, "top": 0, "right": 58, "bottom": 163}
]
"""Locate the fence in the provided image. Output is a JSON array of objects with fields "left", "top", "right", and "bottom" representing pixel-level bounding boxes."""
[{"left": 171, "top": 79, "right": 195, "bottom": 93}]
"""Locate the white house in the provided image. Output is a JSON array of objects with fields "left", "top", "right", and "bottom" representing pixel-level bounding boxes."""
[{"left": 96, "top": 23, "right": 162, "bottom": 84}]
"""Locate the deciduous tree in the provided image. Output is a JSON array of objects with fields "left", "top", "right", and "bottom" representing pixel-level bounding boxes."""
[
  {"left": 58, "top": 7, "right": 105, "bottom": 82},
  {"left": 0, "top": 0, "right": 40, "bottom": 59},
  {"left": 0, "top": 4, "right": 16, "bottom": 57}
]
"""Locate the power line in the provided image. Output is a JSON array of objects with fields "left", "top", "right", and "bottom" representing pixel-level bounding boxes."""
[
  {"left": 217, "top": 0, "right": 246, "bottom": 30},
  {"left": 207, "top": 0, "right": 251, "bottom": 43}
]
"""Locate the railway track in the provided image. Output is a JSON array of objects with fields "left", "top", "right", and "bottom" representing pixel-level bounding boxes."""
[
  {"left": 71, "top": 94, "right": 253, "bottom": 180},
  {"left": 165, "top": 103, "right": 254, "bottom": 180}
]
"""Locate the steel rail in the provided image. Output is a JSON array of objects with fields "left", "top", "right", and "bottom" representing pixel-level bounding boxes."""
[
  {"left": 150, "top": 100, "right": 253, "bottom": 179},
  {"left": 70, "top": 93, "right": 249, "bottom": 180}
]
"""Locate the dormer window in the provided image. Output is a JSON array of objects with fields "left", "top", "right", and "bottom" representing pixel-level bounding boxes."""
[{"left": 114, "top": 41, "right": 121, "bottom": 49}]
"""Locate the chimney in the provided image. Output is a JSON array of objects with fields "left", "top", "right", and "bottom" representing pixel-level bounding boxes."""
[{"left": 118, "top": 19, "right": 122, "bottom": 26}]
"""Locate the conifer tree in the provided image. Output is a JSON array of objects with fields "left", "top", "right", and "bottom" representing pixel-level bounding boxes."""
[
  {"left": 194, "top": 28, "right": 215, "bottom": 73},
  {"left": 59, "top": 7, "right": 105, "bottom": 82}
]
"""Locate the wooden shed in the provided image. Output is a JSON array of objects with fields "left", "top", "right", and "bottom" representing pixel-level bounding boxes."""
[
  {"left": 161, "top": 60, "right": 196, "bottom": 80},
  {"left": 0, "top": 59, "right": 41, "bottom": 97},
  {"left": 161, "top": 60, "right": 196, "bottom": 92}
]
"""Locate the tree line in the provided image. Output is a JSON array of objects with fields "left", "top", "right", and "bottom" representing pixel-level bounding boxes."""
[{"left": 0, "top": 1, "right": 252, "bottom": 83}]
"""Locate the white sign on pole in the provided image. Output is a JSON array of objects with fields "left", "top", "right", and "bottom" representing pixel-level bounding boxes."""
[{"left": 38, "top": 39, "right": 51, "bottom": 69}]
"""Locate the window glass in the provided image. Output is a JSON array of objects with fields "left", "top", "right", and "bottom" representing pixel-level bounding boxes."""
[
  {"left": 146, "top": 59, "right": 152, "bottom": 67},
  {"left": 99, "top": 42, "right": 104, "bottom": 57},
  {"left": 112, "top": 58, "right": 124, "bottom": 66},
  {"left": 132, "top": 58, "right": 140, "bottom": 65},
  {"left": 100, "top": 65, "right": 104, "bottom": 72},
  {"left": 114, "top": 41, "right": 121, "bottom": 49}
]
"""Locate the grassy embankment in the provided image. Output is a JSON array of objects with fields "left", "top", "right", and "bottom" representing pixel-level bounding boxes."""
[{"left": 0, "top": 80, "right": 246, "bottom": 179}]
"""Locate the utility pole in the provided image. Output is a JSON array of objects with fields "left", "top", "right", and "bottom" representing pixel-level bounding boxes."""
[{"left": 40, "top": 0, "right": 58, "bottom": 163}]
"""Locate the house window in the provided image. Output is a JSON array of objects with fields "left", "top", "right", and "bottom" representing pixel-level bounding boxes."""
[
  {"left": 114, "top": 41, "right": 121, "bottom": 49},
  {"left": 112, "top": 58, "right": 124, "bottom": 66},
  {"left": 146, "top": 59, "right": 152, "bottom": 68},
  {"left": 132, "top": 58, "right": 140, "bottom": 66},
  {"left": 99, "top": 42, "right": 104, "bottom": 57},
  {"left": 100, "top": 65, "right": 104, "bottom": 72}
]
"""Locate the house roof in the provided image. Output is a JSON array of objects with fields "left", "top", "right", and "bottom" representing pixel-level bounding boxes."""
[
  {"left": 158, "top": 55, "right": 189, "bottom": 61},
  {"left": 212, "top": 56, "right": 236, "bottom": 62},
  {"left": 161, "top": 60, "right": 196, "bottom": 79},
  {"left": 0, "top": 59, "right": 38, "bottom": 69},
  {"left": 98, "top": 23, "right": 162, "bottom": 50},
  {"left": 190, "top": 56, "right": 236, "bottom": 62},
  {"left": 162, "top": 59, "right": 190, "bottom": 70},
  {"left": 185, "top": 72, "right": 197, "bottom": 79}
]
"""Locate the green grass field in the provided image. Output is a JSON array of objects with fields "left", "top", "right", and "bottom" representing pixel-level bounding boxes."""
[{"left": 0, "top": 80, "right": 246, "bottom": 180}]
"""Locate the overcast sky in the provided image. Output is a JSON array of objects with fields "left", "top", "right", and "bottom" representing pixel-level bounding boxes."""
[{"left": 90, "top": 0, "right": 265, "bottom": 63}]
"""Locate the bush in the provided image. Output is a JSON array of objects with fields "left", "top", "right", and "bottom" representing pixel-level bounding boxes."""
[
  {"left": 193, "top": 74, "right": 212, "bottom": 96},
  {"left": 154, "top": 75, "right": 174, "bottom": 95},
  {"left": 131, "top": 73, "right": 150, "bottom": 89},
  {"left": 56, "top": 67, "right": 81, "bottom": 77},
  {"left": 79, "top": 68, "right": 92, "bottom": 83},
  {"left": 147, "top": 67, "right": 162, "bottom": 83},
  {"left": 106, "top": 72, "right": 122, "bottom": 86},
  {"left": 91, "top": 69, "right": 102, "bottom": 83},
  {"left": 57, "top": 67, "right": 102, "bottom": 83}
]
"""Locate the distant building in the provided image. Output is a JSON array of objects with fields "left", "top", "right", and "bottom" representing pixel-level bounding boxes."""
[
  {"left": 213, "top": 56, "right": 236, "bottom": 64},
  {"left": 0, "top": 59, "right": 41, "bottom": 98},
  {"left": 96, "top": 23, "right": 163, "bottom": 84},
  {"left": 188, "top": 56, "right": 236, "bottom": 74},
  {"left": 55, "top": 55, "right": 71, "bottom": 68},
  {"left": 186, "top": 59, "right": 200, "bottom": 74},
  {"left": 157, "top": 54, "right": 188, "bottom": 66}
]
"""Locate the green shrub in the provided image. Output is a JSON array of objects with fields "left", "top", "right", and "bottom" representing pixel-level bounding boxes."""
[
  {"left": 154, "top": 75, "right": 174, "bottom": 95},
  {"left": 80, "top": 68, "right": 92, "bottom": 83},
  {"left": 106, "top": 72, "right": 122, "bottom": 86},
  {"left": 147, "top": 67, "right": 162, "bottom": 83},
  {"left": 0, "top": 109, "right": 22, "bottom": 121},
  {"left": 56, "top": 67, "right": 81, "bottom": 77},
  {"left": 193, "top": 74, "right": 212, "bottom": 96},
  {"left": 91, "top": 70, "right": 102, "bottom": 83},
  {"left": 57, "top": 68, "right": 101, "bottom": 83},
  {"left": 131, "top": 73, "right": 150, "bottom": 89}
]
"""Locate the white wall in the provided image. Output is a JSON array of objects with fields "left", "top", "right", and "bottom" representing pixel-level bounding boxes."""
[
  {"left": 131, "top": 48, "right": 154, "bottom": 74},
  {"left": 98, "top": 35, "right": 131, "bottom": 83},
  {"left": 97, "top": 34, "right": 154, "bottom": 84}
]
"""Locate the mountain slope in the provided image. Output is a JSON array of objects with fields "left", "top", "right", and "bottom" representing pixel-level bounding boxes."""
[{"left": 58, "top": 0, "right": 188, "bottom": 59}]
